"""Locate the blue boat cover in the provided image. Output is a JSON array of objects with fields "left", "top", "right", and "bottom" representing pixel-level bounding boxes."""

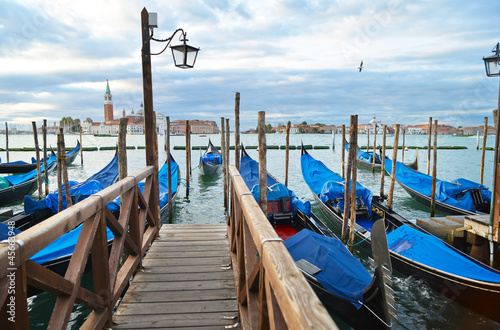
[
  {"left": 385, "top": 158, "right": 491, "bottom": 213},
  {"left": 285, "top": 229, "right": 372, "bottom": 309},
  {"left": 202, "top": 153, "right": 222, "bottom": 165},
  {"left": 301, "top": 153, "right": 372, "bottom": 216},
  {"left": 0, "top": 222, "right": 21, "bottom": 240},
  {"left": 155, "top": 158, "right": 179, "bottom": 209},
  {"left": 2, "top": 160, "right": 30, "bottom": 165},
  {"left": 4, "top": 154, "right": 57, "bottom": 186},
  {"left": 345, "top": 141, "right": 381, "bottom": 164},
  {"left": 387, "top": 225, "right": 500, "bottom": 283},
  {"left": 24, "top": 155, "right": 119, "bottom": 214},
  {"left": 240, "top": 155, "right": 311, "bottom": 215}
]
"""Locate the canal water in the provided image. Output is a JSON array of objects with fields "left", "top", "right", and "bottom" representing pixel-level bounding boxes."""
[{"left": 1, "top": 132, "right": 499, "bottom": 329}]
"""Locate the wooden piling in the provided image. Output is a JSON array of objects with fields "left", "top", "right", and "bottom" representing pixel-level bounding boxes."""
[
  {"left": 225, "top": 117, "right": 230, "bottom": 217},
  {"left": 118, "top": 118, "right": 128, "bottom": 180},
  {"left": 476, "top": 131, "right": 480, "bottom": 150},
  {"left": 388, "top": 124, "right": 400, "bottom": 209},
  {"left": 258, "top": 111, "right": 267, "bottom": 216},
  {"left": 342, "top": 124, "right": 346, "bottom": 178},
  {"left": 372, "top": 123, "right": 377, "bottom": 172},
  {"left": 427, "top": 117, "right": 432, "bottom": 175},
  {"left": 221, "top": 117, "right": 227, "bottom": 209},
  {"left": 380, "top": 125, "right": 387, "bottom": 198},
  {"left": 43, "top": 119, "right": 49, "bottom": 196},
  {"left": 348, "top": 115, "right": 358, "bottom": 253},
  {"left": 480, "top": 117, "right": 488, "bottom": 185},
  {"left": 166, "top": 117, "right": 173, "bottom": 223},
  {"left": 80, "top": 126, "right": 83, "bottom": 166},
  {"left": 332, "top": 129, "right": 335, "bottom": 149},
  {"left": 5, "top": 122, "right": 9, "bottom": 163},
  {"left": 402, "top": 127, "right": 406, "bottom": 163},
  {"left": 430, "top": 120, "right": 438, "bottom": 217},
  {"left": 234, "top": 92, "right": 241, "bottom": 171},
  {"left": 367, "top": 129, "right": 370, "bottom": 154},
  {"left": 185, "top": 120, "right": 191, "bottom": 198},
  {"left": 32, "top": 122, "right": 42, "bottom": 199},
  {"left": 341, "top": 120, "right": 354, "bottom": 244},
  {"left": 285, "top": 121, "right": 291, "bottom": 187}
]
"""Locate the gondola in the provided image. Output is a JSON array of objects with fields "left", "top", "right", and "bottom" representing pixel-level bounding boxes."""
[
  {"left": 345, "top": 139, "right": 418, "bottom": 171},
  {"left": 199, "top": 139, "right": 222, "bottom": 175},
  {"left": 240, "top": 146, "right": 396, "bottom": 329},
  {"left": 0, "top": 151, "right": 57, "bottom": 207},
  {"left": 64, "top": 140, "right": 81, "bottom": 165},
  {"left": 0, "top": 160, "right": 37, "bottom": 174},
  {"left": 301, "top": 145, "right": 500, "bottom": 323},
  {"left": 384, "top": 157, "right": 491, "bottom": 215},
  {"left": 2, "top": 154, "right": 179, "bottom": 296}
]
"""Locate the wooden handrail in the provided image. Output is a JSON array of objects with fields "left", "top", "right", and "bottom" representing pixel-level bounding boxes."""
[
  {"left": 0, "top": 165, "right": 158, "bottom": 329},
  {"left": 227, "top": 166, "right": 337, "bottom": 329}
]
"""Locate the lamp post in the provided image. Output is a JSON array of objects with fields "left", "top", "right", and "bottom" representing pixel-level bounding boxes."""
[
  {"left": 140, "top": 7, "right": 199, "bottom": 229},
  {"left": 483, "top": 42, "right": 500, "bottom": 267}
]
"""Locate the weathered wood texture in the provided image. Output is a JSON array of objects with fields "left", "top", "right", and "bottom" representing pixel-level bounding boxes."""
[
  {"left": 113, "top": 224, "right": 239, "bottom": 329},
  {"left": 227, "top": 165, "right": 338, "bottom": 329}
]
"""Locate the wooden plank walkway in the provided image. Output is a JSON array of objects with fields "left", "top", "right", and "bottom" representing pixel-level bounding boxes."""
[{"left": 113, "top": 223, "right": 239, "bottom": 329}]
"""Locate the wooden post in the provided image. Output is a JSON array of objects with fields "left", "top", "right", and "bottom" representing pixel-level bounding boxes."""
[
  {"left": 427, "top": 117, "right": 432, "bottom": 175},
  {"left": 480, "top": 117, "right": 488, "bottom": 185},
  {"left": 80, "top": 126, "right": 83, "bottom": 166},
  {"left": 476, "top": 131, "right": 480, "bottom": 150},
  {"left": 225, "top": 118, "right": 230, "bottom": 217},
  {"left": 234, "top": 92, "right": 241, "bottom": 170},
  {"left": 341, "top": 119, "right": 354, "bottom": 244},
  {"left": 430, "top": 120, "right": 438, "bottom": 217},
  {"left": 166, "top": 117, "right": 173, "bottom": 223},
  {"left": 221, "top": 117, "right": 227, "bottom": 209},
  {"left": 141, "top": 8, "right": 160, "bottom": 233},
  {"left": 348, "top": 115, "right": 358, "bottom": 253},
  {"left": 285, "top": 121, "right": 291, "bottom": 187},
  {"left": 402, "top": 127, "right": 406, "bottom": 163},
  {"left": 258, "top": 111, "right": 267, "bottom": 216},
  {"left": 118, "top": 118, "right": 128, "bottom": 180},
  {"left": 5, "top": 122, "right": 9, "bottom": 163},
  {"left": 57, "top": 129, "right": 72, "bottom": 211},
  {"left": 332, "top": 129, "right": 335, "bottom": 149},
  {"left": 388, "top": 124, "right": 400, "bottom": 209},
  {"left": 185, "top": 120, "right": 190, "bottom": 198},
  {"left": 372, "top": 123, "right": 377, "bottom": 172},
  {"left": 32, "top": 122, "right": 42, "bottom": 199},
  {"left": 341, "top": 125, "right": 346, "bottom": 178},
  {"left": 57, "top": 132, "right": 63, "bottom": 212},
  {"left": 367, "top": 129, "right": 370, "bottom": 154},
  {"left": 43, "top": 119, "right": 49, "bottom": 196},
  {"left": 380, "top": 125, "right": 387, "bottom": 197}
]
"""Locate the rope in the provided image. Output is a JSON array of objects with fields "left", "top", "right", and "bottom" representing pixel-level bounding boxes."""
[
  {"left": 190, "top": 164, "right": 199, "bottom": 173},
  {"left": 346, "top": 227, "right": 371, "bottom": 247},
  {"left": 41, "top": 176, "right": 50, "bottom": 185},
  {"left": 358, "top": 300, "right": 392, "bottom": 328},
  {"left": 178, "top": 178, "right": 189, "bottom": 189}
]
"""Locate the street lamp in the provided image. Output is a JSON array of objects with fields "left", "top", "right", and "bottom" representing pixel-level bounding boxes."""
[{"left": 483, "top": 42, "right": 500, "bottom": 267}]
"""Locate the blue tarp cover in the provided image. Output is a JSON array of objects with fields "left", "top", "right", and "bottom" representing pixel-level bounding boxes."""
[
  {"left": 301, "top": 153, "right": 372, "bottom": 216},
  {"left": 240, "top": 155, "right": 310, "bottom": 215},
  {"left": 4, "top": 154, "right": 57, "bottom": 186},
  {"left": 385, "top": 158, "right": 491, "bottom": 213},
  {"left": 285, "top": 229, "right": 372, "bottom": 309},
  {"left": 345, "top": 141, "right": 381, "bottom": 164},
  {"left": 202, "top": 153, "right": 222, "bottom": 165},
  {"left": 24, "top": 155, "right": 119, "bottom": 214},
  {"left": 387, "top": 225, "right": 500, "bottom": 283}
]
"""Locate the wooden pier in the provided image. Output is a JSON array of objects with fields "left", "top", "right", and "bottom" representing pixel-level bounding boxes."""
[{"left": 113, "top": 223, "right": 239, "bottom": 329}]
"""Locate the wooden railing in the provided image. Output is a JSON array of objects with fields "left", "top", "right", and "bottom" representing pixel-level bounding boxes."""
[
  {"left": 227, "top": 165, "right": 338, "bottom": 329},
  {"left": 0, "top": 165, "right": 159, "bottom": 329}
]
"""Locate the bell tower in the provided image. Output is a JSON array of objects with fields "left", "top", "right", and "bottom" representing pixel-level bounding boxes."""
[{"left": 104, "top": 79, "right": 114, "bottom": 123}]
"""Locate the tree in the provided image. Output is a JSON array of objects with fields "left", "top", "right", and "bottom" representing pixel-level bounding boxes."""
[
  {"left": 84, "top": 118, "right": 93, "bottom": 123},
  {"left": 313, "top": 127, "right": 318, "bottom": 133},
  {"left": 314, "top": 123, "right": 325, "bottom": 126},
  {"left": 266, "top": 123, "right": 273, "bottom": 133},
  {"left": 301, "top": 121, "right": 307, "bottom": 125}
]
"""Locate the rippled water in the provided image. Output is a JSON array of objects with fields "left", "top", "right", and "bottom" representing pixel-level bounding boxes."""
[{"left": 1, "top": 132, "right": 498, "bottom": 329}]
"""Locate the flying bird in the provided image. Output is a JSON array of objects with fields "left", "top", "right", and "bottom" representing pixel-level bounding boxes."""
[{"left": 358, "top": 61, "right": 363, "bottom": 72}]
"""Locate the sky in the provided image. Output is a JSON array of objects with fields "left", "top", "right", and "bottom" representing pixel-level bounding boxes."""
[{"left": 0, "top": 0, "right": 499, "bottom": 131}]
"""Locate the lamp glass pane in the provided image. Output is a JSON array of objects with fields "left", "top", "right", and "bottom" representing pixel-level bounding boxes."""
[{"left": 486, "top": 58, "right": 500, "bottom": 77}]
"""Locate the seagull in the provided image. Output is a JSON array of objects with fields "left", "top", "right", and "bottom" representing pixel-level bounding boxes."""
[{"left": 358, "top": 61, "right": 363, "bottom": 72}]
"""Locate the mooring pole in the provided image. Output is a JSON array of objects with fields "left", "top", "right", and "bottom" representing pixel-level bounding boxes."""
[
  {"left": 480, "top": 117, "right": 488, "bottom": 185},
  {"left": 285, "top": 121, "right": 291, "bottom": 187},
  {"left": 118, "top": 118, "right": 128, "bottom": 181},
  {"left": 221, "top": 117, "right": 227, "bottom": 209},
  {"left": 427, "top": 117, "right": 432, "bottom": 175},
  {"left": 258, "top": 111, "right": 267, "bottom": 216},
  {"left": 166, "top": 117, "right": 172, "bottom": 223},
  {"left": 32, "top": 122, "right": 42, "bottom": 199},
  {"left": 430, "top": 120, "right": 438, "bottom": 217},
  {"left": 185, "top": 120, "right": 190, "bottom": 198},
  {"left": 43, "top": 119, "right": 49, "bottom": 196},
  {"left": 225, "top": 117, "right": 230, "bottom": 219},
  {"left": 80, "top": 126, "right": 83, "bottom": 166},
  {"left": 332, "top": 129, "right": 335, "bottom": 150},
  {"left": 348, "top": 115, "right": 358, "bottom": 253},
  {"left": 402, "top": 127, "right": 406, "bottom": 163},
  {"left": 372, "top": 123, "right": 377, "bottom": 172},
  {"left": 5, "top": 122, "right": 9, "bottom": 163},
  {"left": 234, "top": 92, "right": 240, "bottom": 171},
  {"left": 380, "top": 125, "right": 387, "bottom": 198},
  {"left": 341, "top": 118, "right": 354, "bottom": 244},
  {"left": 367, "top": 129, "right": 370, "bottom": 154},
  {"left": 388, "top": 124, "right": 400, "bottom": 210},
  {"left": 57, "top": 132, "right": 63, "bottom": 212},
  {"left": 341, "top": 124, "right": 346, "bottom": 178}
]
